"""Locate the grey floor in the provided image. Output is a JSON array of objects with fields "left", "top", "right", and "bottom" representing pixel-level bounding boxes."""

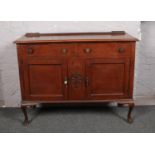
[{"left": 0, "top": 105, "right": 154, "bottom": 133}]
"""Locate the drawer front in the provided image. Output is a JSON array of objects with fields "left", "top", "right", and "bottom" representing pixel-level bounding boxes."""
[
  {"left": 77, "top": 42, "right": 134, "bottom": 58},
  {"left": 19, "top": 43, "right": 75, "bottom": 57}
]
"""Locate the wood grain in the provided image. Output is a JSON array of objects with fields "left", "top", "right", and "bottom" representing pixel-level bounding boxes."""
[{"left": 15, "top": 31, "right": 137, "bottom": 124}]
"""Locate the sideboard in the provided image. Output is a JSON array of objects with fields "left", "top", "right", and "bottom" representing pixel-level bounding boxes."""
[{"left": 15, "top": 31, "right": 138, "bottom": 125}]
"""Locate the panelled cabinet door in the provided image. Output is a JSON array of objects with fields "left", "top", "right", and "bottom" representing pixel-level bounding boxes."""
[
  {"left": 23, "top": 58, "right": 68, "bottom": 101},
  {"left": 85, "top": 58, "right": 130, "bottom": 99}
]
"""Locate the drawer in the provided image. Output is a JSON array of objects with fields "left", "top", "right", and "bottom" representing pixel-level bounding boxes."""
[
  {"left": 77, "top": 42, "right": 134, "bottom": 58},
  {"left": 19, "top": 43, "right": 75, "bottom": 57}
]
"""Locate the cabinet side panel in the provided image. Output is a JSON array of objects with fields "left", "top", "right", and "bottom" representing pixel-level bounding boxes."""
[
  {"left": 16, "top": 44, "right": 26, "bottom": 101},
  {"left": 129, "top": 42, "right": 136, "bottom": 98}
]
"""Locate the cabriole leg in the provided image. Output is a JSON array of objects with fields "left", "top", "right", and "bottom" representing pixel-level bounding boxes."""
[
  {"left": 21, "top": 106, "right": 29, "bottom": 125},
  {"left": 127, "top": 102, "right": 134, "bottom": 123}
]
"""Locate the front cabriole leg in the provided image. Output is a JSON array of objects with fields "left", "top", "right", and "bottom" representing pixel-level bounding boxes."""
[
  {"left": 21, "top": 106, "right": 29, "bottom": 125},
  {"left": 127, "top": 102, "right": 134, "bottom": 123}
]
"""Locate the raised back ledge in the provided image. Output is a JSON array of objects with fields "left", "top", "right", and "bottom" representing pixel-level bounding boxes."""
[
  {"left": 25, "top": 31, "right": 126, "bottom": 37},
  {"left": 14, "top": 31, "right": 139, "bottom": 44}
]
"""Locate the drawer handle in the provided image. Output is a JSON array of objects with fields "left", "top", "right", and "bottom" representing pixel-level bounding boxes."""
[
  {"left": 64, "top": 77, "right": 68, "bottom": 85},
  {"left": 118, "top": 47, "right": 125, "bottom": 53},
  {"left": 61, "top": 48, "right": 68, "bottom": 54},
  {"left": 84, "top": 48, "right": 91, "bottom": 54},
  {"left": 85, "top": 77, "right": 89, "bottom": 87},
  {"left": 27, "top": 48, "right": 34, "bottom": 55}
]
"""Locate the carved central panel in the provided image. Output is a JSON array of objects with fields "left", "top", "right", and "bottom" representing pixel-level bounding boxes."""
[{"left": 69, "top": 73, "right": 84, "bottom": 88}]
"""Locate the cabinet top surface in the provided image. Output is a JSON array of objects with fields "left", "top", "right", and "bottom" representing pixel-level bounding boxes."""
[{"left": 15, "top": 31, "right": 138, "bottom": 44}]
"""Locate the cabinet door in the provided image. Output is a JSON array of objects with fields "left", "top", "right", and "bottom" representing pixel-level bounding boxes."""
[
  {"left": 86, "top": 58, "right": 130, "bottom": 99},
  {"left": 23, "top": 58, "right": 68, "bottom": 101}
]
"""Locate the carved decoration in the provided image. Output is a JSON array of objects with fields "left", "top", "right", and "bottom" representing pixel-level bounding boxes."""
[{"left": 69, "top": 73, "right": 84, "bottom": 88}]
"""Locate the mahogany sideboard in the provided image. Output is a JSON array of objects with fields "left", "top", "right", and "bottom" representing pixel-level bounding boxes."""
[{"left": 15, "top": 31, "right": 138, "bottom": 125}]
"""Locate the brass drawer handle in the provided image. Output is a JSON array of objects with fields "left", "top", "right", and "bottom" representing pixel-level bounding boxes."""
[
  {"left": 61, "top": 48, "right": 68, "bottom": 54},
  {"left": 118, "top": 47, "right": 125, "bottom": 53},
  {"left": 84, "top": 48, "right": 91, "bottom": 54},
  {"left": 27, "top": 47, "right": 34, "bottom": 55}
]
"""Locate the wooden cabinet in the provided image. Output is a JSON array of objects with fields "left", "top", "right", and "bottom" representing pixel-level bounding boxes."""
[{"left": 15, "top": 31, "right": 138, "bottom": 125}]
